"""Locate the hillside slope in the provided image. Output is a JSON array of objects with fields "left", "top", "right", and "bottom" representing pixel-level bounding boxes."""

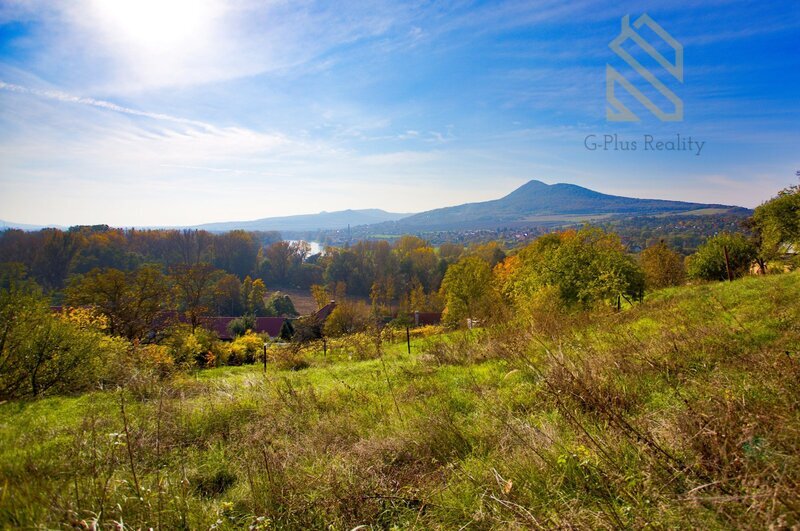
[{"left": 1, "top": 273, "right": 798, "bottom": 528}]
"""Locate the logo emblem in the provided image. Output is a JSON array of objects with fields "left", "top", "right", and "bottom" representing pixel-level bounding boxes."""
[{"left": 606, "top": 14, "right": 683, "bottom": 122}]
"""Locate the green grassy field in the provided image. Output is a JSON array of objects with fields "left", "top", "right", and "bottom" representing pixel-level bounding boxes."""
[{"left": 1, "top": 273, "right": 799, "bottom": 529}]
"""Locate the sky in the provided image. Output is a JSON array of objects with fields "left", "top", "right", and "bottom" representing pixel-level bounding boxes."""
[{"left": 0, "top": 0, "right": 798, "bottom": 227}]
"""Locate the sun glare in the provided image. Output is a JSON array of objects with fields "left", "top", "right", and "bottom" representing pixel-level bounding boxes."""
[{"left": 89, "top": 0, "right": 221, "bottom": 51}]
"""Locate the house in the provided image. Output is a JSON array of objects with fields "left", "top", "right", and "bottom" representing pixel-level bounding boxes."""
[
  {"left": 202, "top": 316, "right": 291, "bottom": 341},
  {"left": 413, "top": 311, "right": 442, "bottom": 326},
  {"left": 313, "top": 301, "right": 337, "bottom": 324}
]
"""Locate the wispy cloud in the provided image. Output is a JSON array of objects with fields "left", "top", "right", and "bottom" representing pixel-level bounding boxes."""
[{"left": 0, "top": 80, "right": 215, "bottom": 129}]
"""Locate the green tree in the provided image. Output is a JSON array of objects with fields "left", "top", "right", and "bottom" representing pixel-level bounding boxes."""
[
  {"left": 506, "top": 227, "right": 644, "bottom": 308},
  {"left": 264, "top": 292, "right": 299, "bottom": 317},
  {"left": 1, "top": 278, "right": 126, "bottom": 399},
  {"left": 32, "top": 229, "right": 83, "bottom": 289},
  {"left": 262, "top": 241, "right": 293, "bottom": 285},
  {"left": 687, "top": 232, "right": 757, "bottom": 281},
  {"left": 751, "top": 182, "right": 800, "bottom": 268},
  {"left": 440, "top": 256, "right": 496, "bottom": 327},
  {"left": 227, "top": 314, "right": 256, "bottom": 338},
  {"left": 639, "top": 241, "right": 686, "bottom": 289}
]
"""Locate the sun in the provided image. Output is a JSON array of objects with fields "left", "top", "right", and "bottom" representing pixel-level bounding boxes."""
[{"left": 88, "top": 0, "right": 222, "bottom": 52}]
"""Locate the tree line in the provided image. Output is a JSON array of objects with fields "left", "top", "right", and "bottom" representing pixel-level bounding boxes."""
[{"left": 0, "top": 181, "right": 796, "bottom": 398}]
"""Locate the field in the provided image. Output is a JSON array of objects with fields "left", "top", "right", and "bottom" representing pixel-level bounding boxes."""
[{"left": 1, "top": 272, "right": 799, "bottom": 529}]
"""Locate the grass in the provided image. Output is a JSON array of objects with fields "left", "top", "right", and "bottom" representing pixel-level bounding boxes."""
[{"left": 1, "top": 272, "right": 799, "bottom": 529}]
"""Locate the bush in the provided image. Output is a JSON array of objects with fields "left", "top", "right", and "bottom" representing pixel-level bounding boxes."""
[
  {"left": 329, "top": 332, "right": 380, "bottom": 361},
  {"left": 163, "top": 324, "right": 226, "bottom": 368},
  {"left": 269, "top": 343, "right": 311, "bottom": 370},
  {"left": 639, "top": 241, "right": 686, "bottom": 289},
  {"left": 227, "top": 331, "right": 267, "bottom": 365},
  {"left": 104, "top": 343, "right": 175, "bottom": 397},
  {"left": 323, "top": 301, "right": 372, "bottom": 337},
  {"left": 227, "top": 314, "right": 256, "bottom": 338}
]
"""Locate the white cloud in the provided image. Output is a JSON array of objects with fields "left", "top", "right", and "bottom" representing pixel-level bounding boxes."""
[
  {"left": 0, "top": 80, "right": 214, "bottom": 129},
  {"left": 1, "top": 0, "right": 411, "bottom": 92}
]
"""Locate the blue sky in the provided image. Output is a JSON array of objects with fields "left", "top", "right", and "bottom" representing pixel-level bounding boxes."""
[{"left": 0, "top": 0, "right": 798, "bottom": 226}]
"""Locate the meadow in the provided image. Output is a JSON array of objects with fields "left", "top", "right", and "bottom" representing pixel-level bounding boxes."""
[{"left": 1, "top": 272, "right": 798, "bottom": 529}]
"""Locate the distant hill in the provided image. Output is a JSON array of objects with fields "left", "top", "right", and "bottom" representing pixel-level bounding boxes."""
[
  {"left": 379, "top": 180, "right": 745, "bottom": 231},
  {"left": 0, "top": 220, "right": 64, "bottom": 231},
  {"left": 194, "top": 209, "right": 410, "bottom": 233},
  {"left": 2, "top": 181, "right": 748, "bottom": 235}
]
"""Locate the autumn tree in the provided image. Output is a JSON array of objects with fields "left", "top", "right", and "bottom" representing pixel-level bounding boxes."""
[
  {"left": 213, "top": 274, "right": 243, "bottom": 316},
  {"left": 639, "top": 241, "right": 686, "bottom": 289},
  {"left": 439, "top": 242, "right": 464, "bottom": 263},
  {"left": 311, "top": 284, "right": 330, "bottom": 309},
  {"left": 370, "top": 277, "right": 395, "bottom": 315},
  {"left": 323, "top": 300, "right": 372, "bottom": 337},
  {"left": 170, "top": 229, "right": 213, "bottom": 266},
  {"left": 66, "top": 264, "right": 170, "bottom": 340},
  {"left": 170, "top": 263, "right": 221, "bottom": 331},
  {"left": 246, "top": 277, "right": 268, "bottom": 315},
  {"left": 467, "top": 241, "right": 506, "bottom": 267},
  {"left": 212, "top": 230, "right": 259, "bottom": 278}
]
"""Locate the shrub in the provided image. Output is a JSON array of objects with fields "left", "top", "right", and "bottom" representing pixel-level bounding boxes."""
[
  {"left": 269, "top": 343, "right": 311, "bottom": 370},
  {"left": 227, "top": 314, "right": 255, "bottom": 338},
  {"left": 329, "top": 332, "right": 380, "bottom": 361},
  {"left": 228, "top": 331, "right": 267, "bottom": 365},
  {"left": 163, "top": 325, "right": 226, "bottom": 368},
  {"left": 323, "top": 301, "right": 372, "bottom": 337}
]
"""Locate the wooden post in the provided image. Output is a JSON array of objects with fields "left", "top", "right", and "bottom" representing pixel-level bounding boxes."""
[
  {"left": 263, "top": 343, "right": 267, "bottom": 373},
  {"left": 323, "top": 337, "right": 327, "bottom": 357},
  {"left": 723, "top": 245, "right": 733, "bottom": 282},
  {"left": 406, "top": 326, "right": 411, "bottom": 354}
]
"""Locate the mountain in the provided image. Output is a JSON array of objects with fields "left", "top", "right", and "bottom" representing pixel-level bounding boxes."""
[
  {"left": 379, "top": 180, "right": 745, "bottom": 231},
  {"left": 2, "top": 181, "right": 747, "bottom": 235},
  {"left": 194, "top": 209, "right": 410, "bottom": 233}
]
